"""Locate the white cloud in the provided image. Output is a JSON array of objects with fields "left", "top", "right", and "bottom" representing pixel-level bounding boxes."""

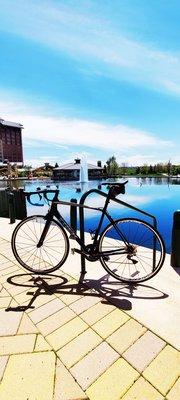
[
  {"left": 25, "top": 155, "right": 60, "bottom": 167},
  {"left": 1, "top": 0, "right": 180, "bottom": 95},
  {"left": 116, "top": 153, "right": 158, "bottom": 166},
  {"left": 0, "top": 97, "right": 172, "bottom": 157}
]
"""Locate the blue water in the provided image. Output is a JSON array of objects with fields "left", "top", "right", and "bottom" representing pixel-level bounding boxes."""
[{"left": 2, "top": 177, "right": 180, "bottom": 253}]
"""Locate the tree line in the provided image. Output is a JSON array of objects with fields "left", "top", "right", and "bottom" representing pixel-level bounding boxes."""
[{"left": 104, "top": 157, "right": 180, "bottom": 177}]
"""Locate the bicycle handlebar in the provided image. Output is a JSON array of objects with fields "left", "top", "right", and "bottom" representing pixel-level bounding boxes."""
[
  {"left": 23, "top": 180, "right": 128, "bottom": 207},
  {"left": 23, "top": 189, "right": 60, "bottom": 206}
]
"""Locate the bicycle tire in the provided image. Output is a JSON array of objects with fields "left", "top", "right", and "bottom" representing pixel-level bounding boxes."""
[
  {"left": 11, "top": 215, "right": 69, "bottom": 274},
  {"left": 99, "top": 218, "right": 165, "bottom": 283}
]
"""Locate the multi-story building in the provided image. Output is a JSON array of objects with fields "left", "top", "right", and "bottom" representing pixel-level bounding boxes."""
[{"left": 0, "top": 118, "right": 23, "bottom": 164}]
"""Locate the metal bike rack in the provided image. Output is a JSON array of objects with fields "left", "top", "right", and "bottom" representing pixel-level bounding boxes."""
[{"left": 79, "top": 188, "right": 157, "bottom": 274}]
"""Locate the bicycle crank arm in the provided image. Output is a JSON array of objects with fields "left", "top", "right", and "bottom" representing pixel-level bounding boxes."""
[
  {"left": 71, "top": 248, "right": 83, "bottom": 255},
  {"left": 71, "top": 247, "right": 99, "bottom": 262}
]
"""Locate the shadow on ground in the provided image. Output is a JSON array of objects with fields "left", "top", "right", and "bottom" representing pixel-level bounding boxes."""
[{"left": 5, "top": 271, "right": 168, "bottom": 313}]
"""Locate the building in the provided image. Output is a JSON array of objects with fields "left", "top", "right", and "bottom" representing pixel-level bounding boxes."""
[
  {"left": 52, "top": 158, "right": 103, "bottom": 181},
  {"left": 0, "top": 118, "right": 23, "bottom": 164}
]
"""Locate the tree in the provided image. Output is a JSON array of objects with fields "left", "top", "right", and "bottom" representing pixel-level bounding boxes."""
[
  {"left": 140, "top": 164, "right": 149, "bottom": 175},
  {"left": 148, "top": 165, "right": 154, "bottom": 174},
  {"left": 106, "top": 156, "right": 119, "bottom": 176},
  {"left": 120, "top": 162, "right": 128, "bottom": 175},
  {"left": 135, "top": 166, "right": 140, "bottom": 174},
  {"left": 166, "top": 160, "right": 172, "bottom": 176}
]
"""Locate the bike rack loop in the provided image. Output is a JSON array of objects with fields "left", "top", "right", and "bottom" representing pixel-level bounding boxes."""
[{"left": 79, "top": 188, "right": 157, "bottom": 274}]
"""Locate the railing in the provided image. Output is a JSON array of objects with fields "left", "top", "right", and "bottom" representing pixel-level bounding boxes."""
[{"left": 78, "top": 188, "right": 157, "bottom": 274}]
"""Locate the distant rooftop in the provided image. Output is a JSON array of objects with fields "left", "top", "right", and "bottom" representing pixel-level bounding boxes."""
[
  {"left": 0, "top": 118, "right": 23, "bottom": 129},
  {"left": 54, "top": 160, "right": 102, "bottom": 171}
]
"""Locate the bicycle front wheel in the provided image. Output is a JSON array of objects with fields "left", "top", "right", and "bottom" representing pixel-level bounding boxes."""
[
  {"left": 11, "top": 215, "right": 69, "bottom": 274},
  {"left": 99, "top": 218, "right": 165, "bottom": 283}
]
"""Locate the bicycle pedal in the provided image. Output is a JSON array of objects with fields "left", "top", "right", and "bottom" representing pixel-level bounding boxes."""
[{"left": 71, "top": 249, "right": 75, "bottom": 255}]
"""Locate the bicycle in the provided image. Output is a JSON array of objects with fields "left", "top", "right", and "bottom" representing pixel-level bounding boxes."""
[{"left": 11, "top": 182, "right": 166, "bottom": 283}]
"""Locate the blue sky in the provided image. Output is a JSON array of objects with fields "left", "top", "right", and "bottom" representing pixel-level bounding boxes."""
[{"left": 0, "top": 0, "right": 180, "bottom": 166}]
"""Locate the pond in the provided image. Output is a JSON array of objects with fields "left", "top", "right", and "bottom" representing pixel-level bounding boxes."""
[{"left": 1, "top": 176, "right": 180, "bottom": 253}]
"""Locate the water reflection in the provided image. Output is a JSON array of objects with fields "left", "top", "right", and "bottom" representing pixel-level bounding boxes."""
[
  {"left": 1, "top": 177, "right": 180, "bottom": 253},
  {"left": 136, "top": 176, "right": 180, "bottom": 186},
  {"left": 1, "top": 176, "right": 180, "bottom": 191}
]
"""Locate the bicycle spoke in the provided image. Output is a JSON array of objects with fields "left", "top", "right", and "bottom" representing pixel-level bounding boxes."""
[{"left": 12, "top": 216, "right": 69, "bottom": 273}]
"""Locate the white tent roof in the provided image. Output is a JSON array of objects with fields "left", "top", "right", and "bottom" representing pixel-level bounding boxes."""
[{"left": 54, "top": 162, "right": 102, "bottom": 171}]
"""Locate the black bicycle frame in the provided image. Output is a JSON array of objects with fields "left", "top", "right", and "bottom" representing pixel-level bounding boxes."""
[{"left": 37, "top": 192, "right": 129, "bottom": 256}]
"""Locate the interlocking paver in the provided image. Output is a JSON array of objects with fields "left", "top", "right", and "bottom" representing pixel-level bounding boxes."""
[
  {"left": 0, "top": 351, "right": 55, "bottom": 400},
  {"left": 0, "top": 270, "right": 20, "bottom": 285},
  {"left": 34, "top": 334, "right": 52, "bottom": 351},
  {"left": 0, "top": 265, "right": 20, "bottom": 276},
  {"left": 0, "top": 356, "right": 9, "bottom": 381},
  {"left": 28, "top": 297, "right": 65, "bottom": 323},
  {"left": 143, "top": 345, "right": 180, "bottom": 395},
  {"left": 0, "top": 309, "right": 22, "bottom": 336},
  {"left": 37, "top": 306, "right": 76, "bottom": 336},
  {"left": 121, "top": 376, "right": 164, "bottom": 400},
  {"left": 58, "top": 327, "right": 102, "bottom": 368},
  {"left": 80, "top": 301, "right": 115, "bottom": 325},
  {"left": 3, "top": 281, "right": 29, "bottom": 295},
  {"left": 123, "top": 330, "right": 166, "bottom": 372},
  {"left": 0, "top": 334, "right": 36, "bottom": 355},
  {"left": 107, "top": 318, "right": 147, "bottom": 353},
  {"left": 86, "top": 358, "right": 139, "bottom": 400},
  {"left": 69, "top": 291, "right": 101, "bottom": 314},
  {"left": 166, "top": 378, "right": 180, "bottom": 400},
  {"left": 46, "top": 316, "right": 88, "bottom": 350},
  {"left": 0, "top": 228, "right": 179, "bottom": 400},
  {"left": 92, "top": 308, "right": 130, "bottom": 339},
  {"left": 0, "top": 296, "right": 11, "bottom": 309},
  {"left": 70, "top": 341, "right": 119, "bottom": 390},
  {"left": 17, "top": 313, "right": 38, "bottom": 334},
  {"left": 54, "top": 359, "right": 87, "bottom": 400},
  {"left": 0, "top": 260, "right": 16, "bottom": 271},
  {"left": 0, "top": 288, "right": 10, "bottom": 297}
]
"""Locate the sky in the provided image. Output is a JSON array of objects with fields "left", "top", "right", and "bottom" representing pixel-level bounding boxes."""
[{"left": 0, "top": 0, "right": 180, "bottom": 167}]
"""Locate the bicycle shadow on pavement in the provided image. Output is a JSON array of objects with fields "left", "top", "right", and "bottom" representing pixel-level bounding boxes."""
[
  {"left": 5, "top": 270, "right": 168, "bottom": 313},
  {"left": 83, "top": 273, "right": 169, "bottom": 309}
]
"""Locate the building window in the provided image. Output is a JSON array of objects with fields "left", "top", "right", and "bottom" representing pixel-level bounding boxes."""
[
  {"left": 6, "top": 133, "right": 11, "bottom": 144},
  {"left": 16, "top": 133, "right": 21, "bottom": 146},
  {"left": 11, "top": 132, "right": 16, "bottom": 145}
]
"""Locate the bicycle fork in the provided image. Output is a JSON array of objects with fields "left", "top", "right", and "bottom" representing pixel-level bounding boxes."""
[{"left": 37, "top": 219, "right": 51, "bottom": 248}]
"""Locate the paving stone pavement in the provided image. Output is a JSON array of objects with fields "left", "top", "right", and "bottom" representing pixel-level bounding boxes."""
[{"left": 0, "top": 234, "right": 180, "bottom": 400}]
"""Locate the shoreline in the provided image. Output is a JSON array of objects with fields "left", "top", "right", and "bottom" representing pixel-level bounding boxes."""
[{"left": 0, "top": 174, "right": 180, "bottom": 182}]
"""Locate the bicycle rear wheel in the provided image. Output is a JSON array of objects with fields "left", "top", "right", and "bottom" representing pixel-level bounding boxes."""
[
  {"left": 11, "top": 215, "right": 69, "bottom": 274},
  {"left": 99, "top": 218, "right": 165, "bottom": 283}
]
